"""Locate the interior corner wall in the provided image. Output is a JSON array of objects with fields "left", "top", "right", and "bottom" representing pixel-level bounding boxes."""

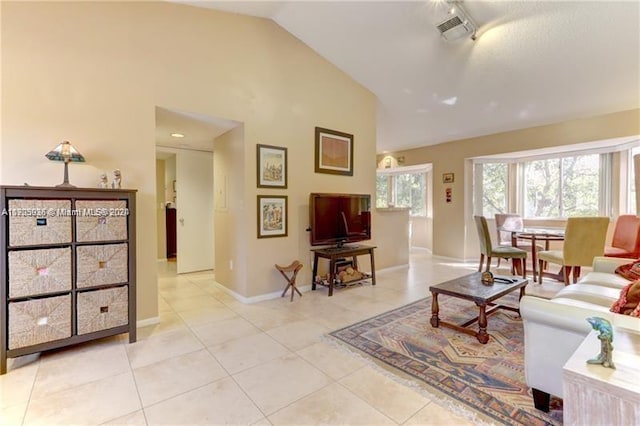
[
  {"left": 1, "top": 2, "right": 377, "bottom": 311},
  {"left": 378, "top": 109, "right": 640, "bottom": 260}
]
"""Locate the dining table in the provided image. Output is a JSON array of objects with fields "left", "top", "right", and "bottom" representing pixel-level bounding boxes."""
[{"left": 509, "top": 227, "right": 565, "bottom": 282}]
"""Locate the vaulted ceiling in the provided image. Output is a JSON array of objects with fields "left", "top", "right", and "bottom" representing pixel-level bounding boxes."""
[{"left": 166, "top": 1, "right": 640, "bottom": 153}]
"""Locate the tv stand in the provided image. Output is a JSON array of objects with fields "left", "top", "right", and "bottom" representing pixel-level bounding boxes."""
[{"left": 311, "top": 245, "right": 376, "bottom": 296}]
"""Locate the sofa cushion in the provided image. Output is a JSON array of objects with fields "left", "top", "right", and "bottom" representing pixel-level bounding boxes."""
[
  {"left": 578, "top": 271, "right": 631, "bottom": 289},
  {"left": 615, "top": 260, "right": 640, "bottom": 280},
  {"left": 610, "top": 280, "right": 640, "bottom": 317},
  {"left": 551, "top": 297, "right": 614, "bottom": 313},
  {"left": 552, "top": 284, "right": 621, "bottom": 307}
]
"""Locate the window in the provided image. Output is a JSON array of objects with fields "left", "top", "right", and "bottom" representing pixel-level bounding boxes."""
[
  {"left": 630, "top": 147, "right": 640, "bottom": 215},
  {"left": 478, "top": 163, "right": 508, "bottom": 217},
  {"left": 395, "top": 173, "right": 427, "bottom": 216},
  {"left": 475, "top": 149, "right": 617, "bottom": 219},
  {"left": 376, "top": 175, "right": 390, "bottom": 208},
  {"left": 376, "top": 170, "right": 427, "bottom": 216},
  {"left": 524, "top": 154, "right": 602, "bottom": 218}
]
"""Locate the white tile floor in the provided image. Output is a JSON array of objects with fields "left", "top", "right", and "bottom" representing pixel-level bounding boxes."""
[{"left": 0, "top": 251, "right": 566, "bottom": 425}]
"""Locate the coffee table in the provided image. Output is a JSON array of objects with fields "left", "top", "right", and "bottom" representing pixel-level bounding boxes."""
[{"left": 429, "top": 272, "right": 528, "bottom": 344}]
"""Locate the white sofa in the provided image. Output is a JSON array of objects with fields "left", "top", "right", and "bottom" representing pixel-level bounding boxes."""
[{"left": 520, "top": 256, "right": 639, "bottom": 411}]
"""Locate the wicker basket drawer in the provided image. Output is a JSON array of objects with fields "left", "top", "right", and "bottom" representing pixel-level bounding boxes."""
[
  {"left": 76, "top": 244, "right": 128, "bottom": 288},
  {"left": 8, "top": 295, "right": 71, "bottom": 350},
  {"left": 8, "top": 247, "right": 72, "bottom": 298},
  {"left": 75, "top": 200, "right": 128, "bottom": 242},
  {"left": 77, "top": 286, "right": 128, "bottom": 335},
  {"left": 8, "top": 200, "right": 72, "bottom": 246}
]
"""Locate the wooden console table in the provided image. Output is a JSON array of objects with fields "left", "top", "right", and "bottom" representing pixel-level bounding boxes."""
[{"left": 311, "top": 245, "right": 376, "bottom": 296}]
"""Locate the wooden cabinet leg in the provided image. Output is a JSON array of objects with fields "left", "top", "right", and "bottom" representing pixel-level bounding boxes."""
[
  {"left": 532, "top": 388, "right": 550, "bottom": 412},
  {"left": 369, "top": 250, "right": 376, "bottom": 286},
  {"left": 430, "top": 292, "right": 440, "bottom": 327},
  {"left": 312, "top": 254, "right": 319, "bottom": 290},
  {"left": 476, "top": 303, "right": 489, "bottom": 344}
]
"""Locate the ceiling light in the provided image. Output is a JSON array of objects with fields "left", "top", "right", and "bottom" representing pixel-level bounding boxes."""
[
  {"left": 170, "top": 133, "right": 185, "bottom": 138},
  {"left": 442, "top": 96, "right": 458, "bottom": 105}
]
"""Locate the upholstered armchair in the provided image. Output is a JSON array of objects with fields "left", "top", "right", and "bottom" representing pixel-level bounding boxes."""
[
  {"left": 474, "top": 215, "right": 527, "bottom": 277},
  {"left": 537, "top": 217, "right": 609, "bottom": 284},
  {"left": 605, "top": 214, "right": 640, "bottom": 259}
]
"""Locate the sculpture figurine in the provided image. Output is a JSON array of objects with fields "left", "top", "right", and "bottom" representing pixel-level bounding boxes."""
[
  {"left": 112, "top": 169, "right": 122, "bottom": 189},
  {"left": 99, "top": 173, "right": 109, "bottom": 188},
  {"left": 586, "top": 316, "right": 615, "bottom": 369},
  {"left": 481, "top": 271, "right": 494, "bottom": 285}
]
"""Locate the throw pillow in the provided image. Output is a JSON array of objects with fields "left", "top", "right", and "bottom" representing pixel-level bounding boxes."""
[
  {"left": 610, "top": 280, "right": 640, "bottom": 317},
  {"left": 615, "top": 260, "right": 640, "bottom": 281}
]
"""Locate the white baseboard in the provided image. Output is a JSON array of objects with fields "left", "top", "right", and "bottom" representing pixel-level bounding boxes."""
[
  {"left": 432, "top": 255, "right": 478, "bottom": 264},
  {"left": 137, "top": 316, "right": 160, "bottom": 328},
  {"left": 214, "top": 281, "right": 312, "bottom": 304},
  {"left": 376, "top": 264, "right": 410, "bottom": 273}
]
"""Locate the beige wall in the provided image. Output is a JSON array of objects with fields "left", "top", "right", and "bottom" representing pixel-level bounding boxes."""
[
  {"left": 410, "top": 216, "right": 431, "bottom": 249},
  {"left": 374, "top": 209, "right": 410, "bottom": 268},
  {"left": 213, "top": 125, "right": 247, "bottom": 295},
  {"left": 378, "top": 109, "right": 640, "bottom": 260},
  {"left": 165, "top": 156, "right": 176, "bottom": 206},
  {"left": 1, "top": 2, "right": 377, "bottom": 315}
]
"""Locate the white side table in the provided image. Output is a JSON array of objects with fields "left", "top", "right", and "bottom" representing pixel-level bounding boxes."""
[{"left": 563, "top": 328, "right": 640, "bottom": 426}]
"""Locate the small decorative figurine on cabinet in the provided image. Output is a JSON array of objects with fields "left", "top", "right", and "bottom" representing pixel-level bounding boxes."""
[
  {"left": 99, "top": 173, "right": 109, "bottom": 188},
  {"left": 586, "top": 316, "right": 615, "bottom": 369},
  {"left": 112, "top": 169, "right": 122, "bottom": 189}
]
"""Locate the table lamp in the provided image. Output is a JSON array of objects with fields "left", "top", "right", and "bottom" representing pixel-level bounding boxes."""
[{"left": 45, "top": 141, "right": 85, "bottom": 187}]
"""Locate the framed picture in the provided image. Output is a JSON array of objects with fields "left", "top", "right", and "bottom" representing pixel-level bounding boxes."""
[
  {"left": 257, "top": 144, "right": 287, "bottom": 188},
  {"left": 315, "top": 127, "right": 354, "bottom": 176},
  {"left": 257, "top": 195, "right": 288, "bottom": 238},
  {"left": 443, "top": 173, "right": 454, "bottom": 183}
]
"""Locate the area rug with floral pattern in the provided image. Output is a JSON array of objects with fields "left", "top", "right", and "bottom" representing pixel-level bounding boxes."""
[{"left": 329, "top": 293, "right": 562, "bottom": 426}]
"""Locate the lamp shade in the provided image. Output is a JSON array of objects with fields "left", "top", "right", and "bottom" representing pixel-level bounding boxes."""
[
  {"left": 45, "top": 141, "right": 86, "bottom": 187},
  {"left": 45, "top": 141, "right": 85, "bottom": 163}
]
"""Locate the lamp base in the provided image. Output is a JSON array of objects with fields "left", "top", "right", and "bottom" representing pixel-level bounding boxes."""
[{"left": 56, "top": 160, "right": 76, "bottom": 188}]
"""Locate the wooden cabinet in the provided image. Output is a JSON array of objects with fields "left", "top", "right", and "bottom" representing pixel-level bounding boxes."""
[
  {"left": 0, "top": 186, "right": 136, "bottom": 374},
  {"left": 166, "top": 206, "right": 176, "bottom": 258}
]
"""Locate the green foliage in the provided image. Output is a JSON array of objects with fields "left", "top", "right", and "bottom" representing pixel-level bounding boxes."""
[
  {"left": 375, "top": 172, "right": 426, "bottom": 215},
  {"left": 481, "top": 163, "right": 508, "bottom": 216},
  {"left": 525, "top": 155, "right": 599, "bottom": 218},
  {"left": 376, "top": 175, "right": 389, "bottom": 208}
]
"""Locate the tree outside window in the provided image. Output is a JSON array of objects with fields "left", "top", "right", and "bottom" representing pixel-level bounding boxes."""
[
  {"left": 480, "top": 163, "right": 508, "bottom": 217},
  {"left": 524, "top": 155, "right": 599, "bottom": 218},
  {"left": 375, "top": 171, "right": 427, "bottom": 216},
  {"left": 376, "top": 174, "right": 390, "bottom": 208}
]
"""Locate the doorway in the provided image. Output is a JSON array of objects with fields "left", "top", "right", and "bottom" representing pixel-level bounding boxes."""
[{"left": 155, "top": 107, "right": 238, "bottom": 274}]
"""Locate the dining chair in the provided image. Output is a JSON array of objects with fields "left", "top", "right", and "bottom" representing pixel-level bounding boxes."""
[
  {"left": 494, "top": 213, "right": 544, "bottom": 260},
  {"left": 474, "top": 215, "right": 527, "bottom": 278},
  {"left": 604, "top": 215, "right": 640, "bottom": 259},
  {"left": 536, "top": 217, "right": 609, "bottom": 285}
]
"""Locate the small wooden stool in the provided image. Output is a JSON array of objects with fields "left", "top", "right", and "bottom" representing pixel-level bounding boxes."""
[{"left": 275, "top": 260, "right": 303, "bottom": 301}]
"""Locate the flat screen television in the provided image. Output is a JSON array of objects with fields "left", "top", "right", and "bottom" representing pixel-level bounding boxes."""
[{"left": 309, "top": 193, "right": 371, "bottom": 247}]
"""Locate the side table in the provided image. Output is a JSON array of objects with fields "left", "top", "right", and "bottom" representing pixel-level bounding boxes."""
[
  {"left": 311, "top": 245, "right": 376, "bottom": 296},
  {"left": 562, "top": 328, "right": 640, "bottom": 425}
]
